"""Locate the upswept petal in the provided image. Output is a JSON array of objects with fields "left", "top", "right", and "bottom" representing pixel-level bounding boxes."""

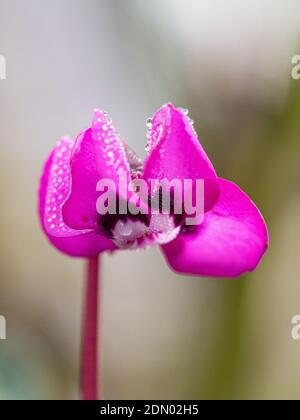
[
  {"left": 62, "top": 110, "right": 131, "bottom": 230},
  {"left": 143, "top": 103, "right": 220, "bottom": 213},
  {"left": 39, "top": 137, "right": 115, "bottom": 257}
]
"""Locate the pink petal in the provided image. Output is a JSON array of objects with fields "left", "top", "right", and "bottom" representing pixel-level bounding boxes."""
[
  {"left": 143, "top": 103, "right": 220, "bottom": 213},
  {"left": 62, "top": 110, "right": 131, "bottom": 230},
  {"left": 38, "top": 137, "right": 116, "bottom": 257},
  {"left": 162, "top": 178, "right": 269, "bottom": 278}
]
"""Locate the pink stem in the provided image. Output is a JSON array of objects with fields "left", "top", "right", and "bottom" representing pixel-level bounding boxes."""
[{"left": 81, "top": 256, "right": 100, "bottom": 400}]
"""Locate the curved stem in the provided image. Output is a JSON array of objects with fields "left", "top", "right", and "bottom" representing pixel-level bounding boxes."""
[{"left": 81, "top": 256, "right": 100, "bottom": 400}]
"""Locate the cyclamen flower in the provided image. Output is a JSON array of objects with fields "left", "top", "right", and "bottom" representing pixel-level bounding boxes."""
[
  {"left": 38, "top": 103, "right": 268, "bottom": 400},
  {"left": 39, "top": 103, "right": 268, "bottom": 278}
]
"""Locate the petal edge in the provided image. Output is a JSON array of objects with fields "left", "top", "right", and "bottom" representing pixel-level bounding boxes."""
[{"left": 162, "top": 178, "right": 269, "bottom": 278}]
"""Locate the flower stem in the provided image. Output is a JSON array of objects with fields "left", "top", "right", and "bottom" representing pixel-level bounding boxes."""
[{"left": 81, "top": 256, "right": 100, "bottom": 400}]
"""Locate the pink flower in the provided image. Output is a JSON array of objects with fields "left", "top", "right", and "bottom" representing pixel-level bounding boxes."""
[{"left": 39, "top": 103, "right": 268, "bottom": 278}]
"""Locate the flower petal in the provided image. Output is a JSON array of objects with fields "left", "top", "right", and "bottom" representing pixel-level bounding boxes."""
[
  {"left": 62, "top": 110, "right": 131, "bottom": 230},
  {"left": 39, "top": 137, "right": 116, "bottom": 257},
  {"left": 143, "top": 103, "right": 220, "bottom": 212},
  {"left": 162, "top": 178, "right": 269, "bottom": 278}
]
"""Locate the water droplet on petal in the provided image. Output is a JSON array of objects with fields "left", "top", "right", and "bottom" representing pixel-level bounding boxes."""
[
  {"left": 179, "top": 108, "right": 189, "bottom": 115},
  {"left": 146, "top": 118, "right": 153, "bottom": 128}
]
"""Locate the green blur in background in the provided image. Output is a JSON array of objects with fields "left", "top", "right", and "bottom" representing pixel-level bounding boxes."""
[{"left": 0, "top": 0, "right": 300, "bottom": 400}]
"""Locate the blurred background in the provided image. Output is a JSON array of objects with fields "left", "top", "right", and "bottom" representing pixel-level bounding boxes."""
[{"left": 0, "top": 0, "right": 300, "bottom": 400}]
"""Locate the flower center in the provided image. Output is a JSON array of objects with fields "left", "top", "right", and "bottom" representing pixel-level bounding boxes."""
[{"left": 99, "top": 213, "right": 181, "bottom": 250}]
